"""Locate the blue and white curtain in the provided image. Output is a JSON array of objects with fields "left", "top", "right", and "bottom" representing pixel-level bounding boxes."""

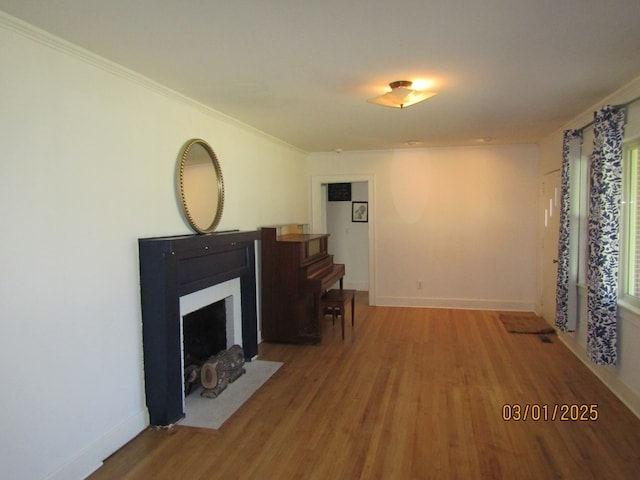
[
  {"left": 556, "top": 129, "right": 583, "bottom": 332},
  {"left": 587, "top": 105, "right": 626, "bottom": 365}
]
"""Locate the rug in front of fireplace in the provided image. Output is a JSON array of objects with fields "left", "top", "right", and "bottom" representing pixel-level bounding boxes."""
[{"left": 179, "top": 359, "right": 282, "bottom": 429}]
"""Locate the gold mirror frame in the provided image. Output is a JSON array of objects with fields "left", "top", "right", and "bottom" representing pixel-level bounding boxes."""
[{"left": 177, "top": 139, "right": 225, "bottom": 234}]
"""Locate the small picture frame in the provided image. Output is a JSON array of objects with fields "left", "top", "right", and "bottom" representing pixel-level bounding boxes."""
[{"left": 352, "top": 201, "right": 368, "bottom": 223}]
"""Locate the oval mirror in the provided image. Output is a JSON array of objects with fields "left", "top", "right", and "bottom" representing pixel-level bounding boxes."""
[{"left": 177, "top": 139, "right": 224, "bottom": 234}]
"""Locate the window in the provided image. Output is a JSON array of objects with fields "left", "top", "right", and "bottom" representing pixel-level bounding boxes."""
[
  {"left": 576, "top": 152, "right": 590, "bottom": 286},
  {"left": 623, "top": 140, "right": 640, "bottom": 300}
]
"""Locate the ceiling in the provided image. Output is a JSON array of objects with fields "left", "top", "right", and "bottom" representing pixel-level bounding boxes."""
[{"left": 2, "top": 0, "right": 640, "bottom": 152}]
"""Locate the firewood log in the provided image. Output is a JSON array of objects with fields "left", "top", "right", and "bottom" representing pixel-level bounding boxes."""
[
  {"left": 184, "top": 364, "right": 201, "bottom": 395},
  {"left": 199, "top": 345, "right": 246, "bottom": 397},
  {"left": 200, "top": 359, "right": 220, "bottom": 390}
]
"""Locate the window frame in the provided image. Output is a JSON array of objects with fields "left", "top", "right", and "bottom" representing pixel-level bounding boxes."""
[{"left": 621, "top": 139, "right": 640, "bottom": 306}]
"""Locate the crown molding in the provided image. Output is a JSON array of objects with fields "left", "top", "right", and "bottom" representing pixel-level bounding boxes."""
[
  {"left": 564, "top": 75, "right": 640, "bottom": 132},
  {"left": 0, "top": 10, "right": 305, "bottom": 154}
]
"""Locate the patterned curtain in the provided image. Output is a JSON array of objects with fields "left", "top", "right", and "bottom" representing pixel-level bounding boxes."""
[
  {"left": 556, "top": 129, "right": 583, "bottom": 332},
  {"left": 587, "top": 105, "right": 626, "bottom": 365}
]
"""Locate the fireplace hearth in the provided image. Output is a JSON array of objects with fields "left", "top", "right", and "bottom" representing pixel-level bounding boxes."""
[{"left": 139, "top": 230, "right": 260, "bottom": 426}]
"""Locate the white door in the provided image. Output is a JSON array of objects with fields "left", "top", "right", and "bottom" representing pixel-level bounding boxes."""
[{"left": 541, "top": 170, "right": 562, "bottom": 324}]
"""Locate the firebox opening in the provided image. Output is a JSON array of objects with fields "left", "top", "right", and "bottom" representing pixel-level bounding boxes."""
[
  {"left": 184, "top": 299, "right": 226, "bottom": 363},
  {"left": 183, "top": 298, "right": 227, "bottom": 396}
]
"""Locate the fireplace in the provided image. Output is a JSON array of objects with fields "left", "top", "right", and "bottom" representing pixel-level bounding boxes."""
[
  {"left": 181, "top": 278, "right": 242, "bottom": 398},
  {"left": 183, "top": 299, "right": 227, "bottom": 369},
  {"left": 139, "top": 230, "right": 260, "bottom": 426},
  {"left": 183, "top": 298, "right": 227, "bottom": 374}
]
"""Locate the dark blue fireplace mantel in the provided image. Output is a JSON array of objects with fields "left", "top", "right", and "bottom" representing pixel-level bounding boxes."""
[{"left": 138, "top": 230, "right": 260, "bottom": 426}]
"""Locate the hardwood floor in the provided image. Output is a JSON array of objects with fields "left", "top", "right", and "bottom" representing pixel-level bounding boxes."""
[{"left": 90, "top": 293, "right": 640, "bottom": 479}]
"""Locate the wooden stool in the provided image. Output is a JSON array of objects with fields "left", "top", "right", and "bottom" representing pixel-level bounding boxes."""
[{"left": 321, "top": 289, "right": 356, "bottom": 339}]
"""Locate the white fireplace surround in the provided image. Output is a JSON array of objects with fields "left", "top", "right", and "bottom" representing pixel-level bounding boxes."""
[
  {"left": 178, "top": 278, "right": 243, "bottom": 412},
  {"left": 179, "top": 277, "right": 243, "bottom": 349}
]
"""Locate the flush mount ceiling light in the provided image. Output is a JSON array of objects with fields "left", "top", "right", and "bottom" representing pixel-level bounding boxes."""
[{"left": 367, "top": 80, "right": 437, "bottom": 109}]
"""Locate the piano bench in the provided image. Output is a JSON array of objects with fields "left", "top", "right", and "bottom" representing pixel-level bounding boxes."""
[{"left": 321, "top": 289, "right": 356, "bottom": 340}]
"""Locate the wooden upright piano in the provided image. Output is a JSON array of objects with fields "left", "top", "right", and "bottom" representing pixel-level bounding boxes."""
[{"left": 261, "top": 225, "right": 345, "bottom": 343}]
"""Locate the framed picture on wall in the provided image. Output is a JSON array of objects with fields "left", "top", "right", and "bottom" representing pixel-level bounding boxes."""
[{"left": 352, "top": 201, "right": 368, "bottom": 222}]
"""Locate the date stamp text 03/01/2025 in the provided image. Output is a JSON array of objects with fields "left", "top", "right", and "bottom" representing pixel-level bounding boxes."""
[{"left": 502, "top": 404, "right": 599, "bottom": 421}]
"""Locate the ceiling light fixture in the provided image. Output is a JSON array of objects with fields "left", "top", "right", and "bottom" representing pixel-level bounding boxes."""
[{"left": 367, "top": 80, "right": 437, "bottom": 109}]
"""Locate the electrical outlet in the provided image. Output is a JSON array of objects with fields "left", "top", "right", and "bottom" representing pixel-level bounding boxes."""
[{"left": 417, "top": 280, "right": 423, "bottom": 290}]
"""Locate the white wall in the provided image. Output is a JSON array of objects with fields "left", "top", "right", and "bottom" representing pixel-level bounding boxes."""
[
  {"left": 0, "top": 15, "right": 308, "bottom": 480},
  {"left": 538, "top": 76, "right": 640, "bottom": 417},
  {"left": 326, "top": 182, "right": 369, "bottom": 290},
  {"left": 309, "top": 145, "right": 540, "bottom": 310}
]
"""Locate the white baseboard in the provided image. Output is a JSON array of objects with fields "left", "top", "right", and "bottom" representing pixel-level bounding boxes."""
[
  {"left": 343, "top": 281, "right": 368, "bottom": 291},
  {"left": 45, "top": 409, "right": 148, "bottom": 480},
  {"left": 556, "top": 334, "right": 640, "bottom": 419},
  {"left": 375, "top": 295, "right": 536, "bottom": 312}
]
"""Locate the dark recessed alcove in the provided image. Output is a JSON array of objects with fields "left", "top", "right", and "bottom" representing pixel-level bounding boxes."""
[{"left": 183, "top": 299, "right": 227, "bottom": 365}]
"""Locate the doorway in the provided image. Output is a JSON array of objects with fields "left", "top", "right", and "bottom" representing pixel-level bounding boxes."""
[
  {"left": 541, "top": 170, "right": 561, "bottom": 324},
  {"left": 325, "top": 181, "right": 369, "bottom": 291},
  {"left": 311, "top": 175, "right": 376, "bottom": 305}
]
